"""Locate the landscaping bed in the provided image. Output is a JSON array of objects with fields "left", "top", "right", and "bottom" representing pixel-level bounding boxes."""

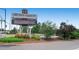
[
  {"left": 0, "top": 34, "right": 42, "bottom": 45},
  {"left": 0, "top": 37, "right": 44, "bottom": 45}
]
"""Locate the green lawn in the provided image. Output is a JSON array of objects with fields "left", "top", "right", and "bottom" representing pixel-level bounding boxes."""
[
  {"left": 0, "top": 37, "right": 24, "bottom": 43},
  {"left": 6, "top": 34, "right": 15, "bottom": 37}
]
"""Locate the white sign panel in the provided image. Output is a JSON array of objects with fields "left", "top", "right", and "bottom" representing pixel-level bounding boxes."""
[{"left": 12, "top": 13, "right": 37, "bottom": 19}]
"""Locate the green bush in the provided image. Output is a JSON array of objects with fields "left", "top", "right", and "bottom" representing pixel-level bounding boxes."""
[
  {"left": 32, "top": 34, "right": 40, "bottom": 40},
  {"left": 71, "top": 31, "right": 79, "bottom": 39},
  {"left": 25, "top": 35, "right": 30, "bottom": 39},
  {"left": 0, "top": 37, "right": 24, "bottom": 43}
]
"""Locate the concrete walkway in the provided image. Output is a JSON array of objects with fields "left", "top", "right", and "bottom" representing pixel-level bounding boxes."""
[{"left": 0, "top": 40, "right": 79, "bottom": 50}]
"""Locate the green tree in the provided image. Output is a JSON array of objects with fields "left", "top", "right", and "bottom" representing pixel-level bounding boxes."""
[
  {"left": 10, "top": 27, "right": 18, "bottom": 34},
  {"left": 32, "top": 23, "right": 41, "bottom": 33},
  {"left": 40, "top": 21, "right": 57, "bottom": 39},
  {"left": 59, "top": 22, "right": 76, "bottom": 40},
  {"left": 21, "top": 26, "right": 27, "bottom": 33}
]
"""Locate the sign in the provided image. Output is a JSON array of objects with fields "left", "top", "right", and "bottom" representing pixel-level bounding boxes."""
[
  {"left": 12, "top": 13, "right": 37, "bottom": 19},
  {"left": 12, "top": 13, "right": 37, "bottom": 25},
  {"left": 12, "top": 18, "right": 37, "bottom": 25}
]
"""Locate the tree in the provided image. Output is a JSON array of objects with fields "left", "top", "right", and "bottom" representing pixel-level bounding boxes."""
[
  {"left": 0, "top": 28, "right": 4, "bottom": 31},
  {"left": 40, "top": 21, "right": 57, "bottom": 39},
  {"left": 10, "top": 27, "right": 18, "bottom": 34},
  {"left": 59, "top": 22, "right": 76, "bottom": 40},
  {"left": 21, "top": 26, "right": 27, "bottom": 33},
  {"left": 32, "top": 23, "right": 41, "bottom": 33}
]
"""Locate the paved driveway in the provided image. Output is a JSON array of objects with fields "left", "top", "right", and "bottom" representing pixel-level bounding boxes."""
[{"left": 0, "top": 40, "right": 79, "bottom": 50}]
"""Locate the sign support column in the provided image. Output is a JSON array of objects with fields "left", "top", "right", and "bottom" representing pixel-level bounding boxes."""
[{"left": 28, "top": 26, "right": 33, "bottom": 38}]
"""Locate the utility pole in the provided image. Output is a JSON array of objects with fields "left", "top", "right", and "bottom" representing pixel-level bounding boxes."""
[
  {"left": 0, "top": 16, "right": 2, "bottom": 33},
  {"left": 1, "top": 18, "right": 2, "bottom": 31},
  {"left": 0, "top": 8, "right": 6, "bottom": 33},
  {"left": 4, "top": 9, "right": 6, "bottom": 33}
]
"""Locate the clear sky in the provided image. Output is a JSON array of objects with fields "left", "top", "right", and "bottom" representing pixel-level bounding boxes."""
[{"left": 0, "top": 8, "right": 79, "bottom": 30}]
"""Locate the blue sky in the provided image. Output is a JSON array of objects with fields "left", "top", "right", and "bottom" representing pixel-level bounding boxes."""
[{"left": 0, "top": 8, "right": 79, "bottom": 29}]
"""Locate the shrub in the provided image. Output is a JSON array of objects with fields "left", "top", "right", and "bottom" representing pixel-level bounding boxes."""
[
  {"left": 0, "top": 37, "right": 24, "bottom": 43},
  {"left": 25, "top": 35, "right": 30, "bottom": 39},
  {"left": 15, "top": 33, "right": 27, "bottom": 38},
  {"left": 32, "top": 34, "right": 40, "bottom": 40},
  {"left": 71, "top": 31, "right": 79, "bottom": 39}
]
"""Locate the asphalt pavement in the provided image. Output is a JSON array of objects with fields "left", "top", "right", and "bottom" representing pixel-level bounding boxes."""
[{"left": 0, "top": 40, "right": 79, "bottom": 50}]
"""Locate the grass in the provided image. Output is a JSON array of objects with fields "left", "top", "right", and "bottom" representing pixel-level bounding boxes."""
[
  {"left": 32, "top": 34, "right": 40, "bottom": 40},
  {"left": 6, "top": 34, "right": 15, "bottom": 37},
  {"left": 0, "top": 37, "right": 24, "bottom": 43},
  {"left": 0, "top": 34, "right": 41, "bottom": 43}
]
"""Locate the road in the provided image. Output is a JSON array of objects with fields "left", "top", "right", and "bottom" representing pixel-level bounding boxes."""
[{"left": 0, "top": 40, "right": 79, "bottom": 50}]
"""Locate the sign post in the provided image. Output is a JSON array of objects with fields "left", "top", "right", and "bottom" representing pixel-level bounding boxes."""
[{"left": 28, "top": 26, "right": 33, "bottom": 38}]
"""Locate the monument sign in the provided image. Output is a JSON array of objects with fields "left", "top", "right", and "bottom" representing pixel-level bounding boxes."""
[{"left": 11, "top": 9, "right": 37, "bottom": 38}]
